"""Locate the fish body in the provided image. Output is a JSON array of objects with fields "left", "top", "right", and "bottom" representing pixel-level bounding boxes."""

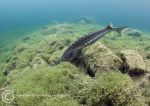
[{"left": 60, "top": 24, "right": 127, "bottom": 61}]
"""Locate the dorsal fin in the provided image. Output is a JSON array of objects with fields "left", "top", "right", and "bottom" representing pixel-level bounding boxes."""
[{"left": 106, "top": 23, "right": 113, "bottom": 29}]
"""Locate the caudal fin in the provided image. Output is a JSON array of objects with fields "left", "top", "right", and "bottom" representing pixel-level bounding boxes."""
[{"left": 116, "top": 26, "right": 128, "bottom": 37}]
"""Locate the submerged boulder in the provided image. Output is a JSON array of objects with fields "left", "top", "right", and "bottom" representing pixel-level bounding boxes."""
[
  {"left": 3, "top": 45, "right": 36, "bottom": 75},
  {"left": 131, "top": 72, "right": 150, "bottom": 91},
  {"left": 146, "top": 51, "right": 150, "bottom": 59},
  {"left": 12, "top": 44, "right": 29, "bottom": 54},
  {"left": 120, "top": 50, "right": 146, "bottom": 76},
  {"left": 145, "top": 60, "right": 150, "bottom": 72},
  {"left": 133, "top": 72, "right": 150, "bottom": 105},
  {"left": 81, "top": 42, "right": 122, "bottom": 76},
  {"left": 42, "top": 24, "right": 73, "bottom": 35},
  {"left": 36, "top": 35, "right": 65, "bottom": 65},
  {"left": 87, "top": 72, "right": 146, "bottom": 106},
  {"left": 3, "top": 62, "right": 16, "bottom": 75},
  {"left": 6, "top": 62, "right": 90, "bottom": 106},
  {"left": 30, "top": 57, "right": 48, "bottom": 69},
  {"left": 37, "top": 35, "right": 64, "bottom": 54},
  {"left": 48, "top": 49, "right": 65, "bottom": 65}
]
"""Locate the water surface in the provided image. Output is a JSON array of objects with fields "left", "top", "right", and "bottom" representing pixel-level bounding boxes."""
[{"left": 0, "top": 0, "right": 150, "bottom": 39}]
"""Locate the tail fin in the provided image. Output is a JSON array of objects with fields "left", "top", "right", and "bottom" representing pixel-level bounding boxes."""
[
  {"left": 116, "top": 26, "right": 128, "bottom": 38},
  {"left": 106, "top": 23, "right": 113, "bottom": 30}
]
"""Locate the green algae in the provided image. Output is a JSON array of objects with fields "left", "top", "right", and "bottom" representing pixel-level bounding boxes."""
[
  {"left": 87, "top": 72, "right": 146, "bottom": 106},
  {"left": 0, "top": 23, "right": 150, "bottom": 106},
  {"left": 82, "top": 42, "right": 123, "bottom": 75},
  {"left": 3, "top": 63, "right": 145, "bottom": 106},
  {"left": 3, "top": 46, "right": 36, "bottom": 75},
  {"left": 5, "top": 62, "right": 86, "bottom": 106}
]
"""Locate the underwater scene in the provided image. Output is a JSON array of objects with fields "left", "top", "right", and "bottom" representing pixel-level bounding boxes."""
[{"left": 0, "top": 0, "right": 150, "bottom": 106}]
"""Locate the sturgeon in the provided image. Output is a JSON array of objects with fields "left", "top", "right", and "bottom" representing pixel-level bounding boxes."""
[{"left": 60, "top": 24, "right": 128, "bottom": 61}]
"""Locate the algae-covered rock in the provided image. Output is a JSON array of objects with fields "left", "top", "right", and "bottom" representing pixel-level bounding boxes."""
[
  {"left": 42, "top": 24, "right": 73, "bottom": 35},
  {"left": 145, "top": 60, "right": 150, "bottom": 72},
  {"left": 146, "top": 51, "right": 150, "bottom": 59},
  {"left": 69, "top": 75, "right": 93, "bottom": 104},
  {"left": 5, "top": 61, "right": 145, "bottom": 106},
  {"left": 120, "top": 50, "right": 146, "bottom": 76},
  {"left": 1, "top": 23, "right": 150, "bottom": 105},
  {"left": 138, "top": 73, "right": 150, "bottom": 88},
  {"left": 48, "top": 49, "right": 65, "bottom": 65},
  {"left": 136, "top": 73, "right": 150, "bottom": 105},
  {"left": 36, "top": 35, "right": 66, "bottom": 65},
  {"left": 3, "top": 46, "right": 36, "bottom": 75},
  {"left": 3, "top": 63, "right": 16, "bottom": 75},
  {"left": 30, "top": 57, "right": 48, "bottom": 69},
  {"left": 6, "top": 62, "right": 90, "bottom": 106},
  {"left": 131, "top": 73, "right": 150, "bottom": 97},
  {"left": 87, "top": 72, "right": 146, "bottom": 106},
  {"left": 37, "top": 35, "right": 64, "bottom": 54},
  {"left": 36, "top": 53, "right": 51, "bottom": 63},
  {"left": 12, "top": 44, "right": 29, "bottom": 54},
  {"left": 82, "top": 42, "right": 122, "bottom": 76}
]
